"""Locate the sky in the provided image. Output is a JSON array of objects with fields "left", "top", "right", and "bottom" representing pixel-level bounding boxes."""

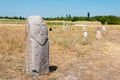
[{"left": 0, "top": 0, "right": 120, "bottom": 18}]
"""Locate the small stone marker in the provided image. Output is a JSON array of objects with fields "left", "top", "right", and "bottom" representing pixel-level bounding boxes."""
[
  {"left": 82, "top": 31, "right": 89, "bottom": 45},
  {"left": 96, "top": 27, "right": 102, "bottom": 40},
  {"left": 102, "top": 25, "right": 107, "bottom": 36},
  {"left": 83, "top": 32, "right": 88, "bottom": 38},
  {"left": 62, "top": 22, "right": 68, "bottom": 30},
  {"left": 25, "top": 16, "right": 49, "bottom": 76},
  {"left": 102, "top": 26, "right": 106, "bottom": 31},
  {"left": 62, "top": 22, "right": 65, "bottom": 30}
]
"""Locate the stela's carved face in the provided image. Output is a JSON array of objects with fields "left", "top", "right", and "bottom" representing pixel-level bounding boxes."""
[{"left": 27, "top": 16, "right": 48, "bottom": 46}]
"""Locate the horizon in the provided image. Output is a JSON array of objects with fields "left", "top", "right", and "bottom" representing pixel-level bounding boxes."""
[
  {"left": 0, "top": 14, "right": 120, "bottom": 18},
  {"left": 0, "top": 0, "right": 120, "bottom": 18}
]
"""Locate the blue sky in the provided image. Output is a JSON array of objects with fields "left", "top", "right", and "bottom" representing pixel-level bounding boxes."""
[{"left": 0, "top": 0, "right": 120, "bottom": 18}]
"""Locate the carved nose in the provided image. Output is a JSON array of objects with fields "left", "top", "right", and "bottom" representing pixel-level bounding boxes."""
[{"left": 41, "top": 34, "right": 44, "bottom": 35}]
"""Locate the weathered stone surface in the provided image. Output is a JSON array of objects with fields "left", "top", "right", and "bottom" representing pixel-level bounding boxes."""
[
  {"left": 25, "top": 16, "right": 49, "bottom": 76},
  {"left": 102, "top": 26, "right": 106, "bottom": 31},
  {"left": 83, "top": 32, "right": 88, "bottom": 38},
  {"left": 96, "top": 30, "right": 102, "bottom": 40}
]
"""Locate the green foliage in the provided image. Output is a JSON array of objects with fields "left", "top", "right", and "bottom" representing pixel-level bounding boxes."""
[
  {"left": 87, "top": 12, "right": 90, "bottom": 21},
  {"left": 0, "top": 16, "right": 26, "bottom": 20},
  {"left": 1, "top": 15, "right": 120, "bottom": 25},
  {"left": 90, "top": 15, "right": 120, "bottom": 24},
  {"left": 44, "top": 15, "right": 120, "bottom": 25}
]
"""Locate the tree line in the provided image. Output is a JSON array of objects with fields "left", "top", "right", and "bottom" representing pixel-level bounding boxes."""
[
  {"left": 44, "top": 14, "right": 120, "bottom": 25},
  {"left": 0, "top": 16, "right": 25, "bottom": 20},
  {"left": 0, "top": 14, "right": 120, "bottom": 24}
]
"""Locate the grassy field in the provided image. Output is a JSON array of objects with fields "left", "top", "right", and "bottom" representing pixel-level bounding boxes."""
[{"left": 0, "top": 20, "right": 120, "bottom": 80}]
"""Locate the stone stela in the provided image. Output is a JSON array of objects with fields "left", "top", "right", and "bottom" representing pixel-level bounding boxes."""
[
  {"left": 96, "top": 27, "right": 102, "bottom": 40},
  {"left": 25, "top": 16, "right": 49, "bottom": 76}
]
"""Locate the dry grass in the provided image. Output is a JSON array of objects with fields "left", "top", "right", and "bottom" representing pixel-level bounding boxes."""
[{"left": 0, "top": 21, "right": 120, "bottom": 80}]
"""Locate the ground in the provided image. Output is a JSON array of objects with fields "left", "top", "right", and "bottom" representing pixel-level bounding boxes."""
[{"left": 0, "top": 22, "right": 120, "bottom": 80}]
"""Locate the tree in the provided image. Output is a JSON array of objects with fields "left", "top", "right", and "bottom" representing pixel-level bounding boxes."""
[{"left": 87, "top": 12, "right": 90, "bottom": 21}]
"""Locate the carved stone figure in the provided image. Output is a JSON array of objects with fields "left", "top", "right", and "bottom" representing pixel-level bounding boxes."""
[{"left": 25, "top": 16, "right": 49, "bottom": 76}]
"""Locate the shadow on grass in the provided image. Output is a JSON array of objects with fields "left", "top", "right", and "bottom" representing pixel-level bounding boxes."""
[{"left": 49, "top": 65, "right": 58, "bottom": 72}]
